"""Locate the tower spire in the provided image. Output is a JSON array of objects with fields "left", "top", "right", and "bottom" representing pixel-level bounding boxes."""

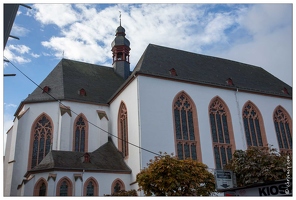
[
  {"left": 111, "top": 18, "right": 131, "bottom": 80},
  {"left": 119, "top": 11, "right": 121, "bottom": 26}
]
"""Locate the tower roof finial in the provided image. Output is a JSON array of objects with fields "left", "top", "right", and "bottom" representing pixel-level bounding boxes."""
[{"left": 119, "top": 11, "right": 121, "bottom": 26}]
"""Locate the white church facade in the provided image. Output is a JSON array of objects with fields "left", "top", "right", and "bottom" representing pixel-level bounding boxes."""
[{"left": 4, "top": 24, "right": 292, "bottom": 196}]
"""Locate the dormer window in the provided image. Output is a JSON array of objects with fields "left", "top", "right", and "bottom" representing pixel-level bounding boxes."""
[
  {"left": 169, "top": 68, "right": 177, "bottom": 76},
  {"left": 226, "top": 78, "right": 234, "bottom": 86},
  {"left": 42, "top": 86, "right": 50, "bottom": 93},
  {"left": 83, "top": 153, "right": 90, "bottom": 163},
  {"left": 79, "top": 88, "right": 86, "bottom": 96},
  {"left": 282, "top": 87, "right": 289, "bottom": 95}
]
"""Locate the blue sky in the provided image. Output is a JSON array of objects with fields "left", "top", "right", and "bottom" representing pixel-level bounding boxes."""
[{"left": 2, "top": 3, "right": 293, "bottom": 144}]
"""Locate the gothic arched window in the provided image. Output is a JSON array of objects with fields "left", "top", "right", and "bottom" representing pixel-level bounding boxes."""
[
  {"left": 273, "top": 106, "right": 292, "bottom": 154},
  {"left": 84, "top": 177, "right": 99, "bottom": 196},
  {"left": 33, "top": 178, "right": 47, "bottom": 196},
  {"left": 111, "top": 179, "right": 125, "bottom": 194},
  {"left": 209, "top": 97, "right": 236, "bottom": 169},
  {"left": 73, "top": 114, "right": 88, "bottom": 152},
  {"left": 56, "top": 177, "right": 73, "bottom": 196},
  {"left": 173, "top": 91, "right": 202, "bottom": 161},
  {"left": 242, "top": 101, "right": 267, "bottom": 147},
  {"left": 29, "top": 113, "right": 53, "bottom": 169},
  {"left": 118, "top": 102, "right": 128, "bottom": 158}
]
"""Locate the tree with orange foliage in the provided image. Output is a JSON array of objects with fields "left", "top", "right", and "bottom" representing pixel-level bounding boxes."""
[{"left": 136, "top": 153, "right": 216, "bottom": 196}]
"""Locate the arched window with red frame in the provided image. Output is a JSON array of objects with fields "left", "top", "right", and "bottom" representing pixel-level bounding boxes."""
[
  {"left": 172, "top": 91, "right": 202, "bottom": 161},
  {"left": 84, "top": 177, "right": 99, "bottom": 196},
  {"left": 73, "top": 114, "right": 88, "bottom": 152},
  {"left": 33, "top": 178, "right": 47, "bottom": 196},
  {"left": 29, "top": 113, "right": 53, "bottom": 169},
  {"left": 118, "top": 102, "right": 128, "bottom": 158},
  {"left": 242, "top": 101, "right": 267, "bottom": 147},
  {"left": 209, "top": 96, "right": 236, "bottom": 169},
  {"left": 56, "top": 177, "right": 73, "bottom": 196},
  {"left": 273, "top": 106, "right": 292, "bottom": 154},
  {"left": 111, "top": 178, "right": 125, "bottom": 194}
]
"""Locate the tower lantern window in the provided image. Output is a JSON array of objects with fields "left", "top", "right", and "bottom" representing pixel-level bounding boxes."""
[{"left": 117, "top": 52, "right": 123, "bottom": 60}]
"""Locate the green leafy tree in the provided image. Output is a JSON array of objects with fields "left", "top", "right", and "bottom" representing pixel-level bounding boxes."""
[
  {"left": 224, "top": 146, "right": 291, "bottom": 187},
  {"left": 136, "top": 152, "right": 216, "bottom": 196}
]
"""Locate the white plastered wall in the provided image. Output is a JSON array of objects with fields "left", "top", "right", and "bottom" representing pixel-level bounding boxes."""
[
  {"left": 109, "top": 77, "right": 141, "bottom": 188},
  {"left": 137, "top": 75, "right": 292, "bottom": 171}
]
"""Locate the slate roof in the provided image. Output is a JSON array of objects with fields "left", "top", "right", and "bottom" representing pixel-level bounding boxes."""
[
  {"left": 132, "top": 44, "right": 292, "bottom": 98},
  {"left": 23, "top": 59, "right": 125, "bottom": 105},
  {"left": 28, "top": 139, "right": 131, "bottom": 173}
]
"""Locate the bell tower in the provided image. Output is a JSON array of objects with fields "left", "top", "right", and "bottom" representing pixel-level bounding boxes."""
[{"left": 111, "top": 14, "right": 131, "bottom": 79}]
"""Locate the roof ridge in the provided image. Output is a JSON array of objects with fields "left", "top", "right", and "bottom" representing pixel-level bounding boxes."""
[
  {"left": 148, "top": 43, "right": 265, "bottom": 70},
  {"left": 61, "top": 58, "right": 113, "bottom": 69}
]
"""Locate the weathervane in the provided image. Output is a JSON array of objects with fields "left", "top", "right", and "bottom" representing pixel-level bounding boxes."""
[{"left": 119, "top": 11, "right": 121, "bottom": 26}]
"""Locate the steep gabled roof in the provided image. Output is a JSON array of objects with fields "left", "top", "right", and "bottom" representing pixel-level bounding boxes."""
[
  {"left": 132, "top": 44, "right": 292, "bottom": 98},
  {"left": 28, "top": 139, "right": 131, "bottom": 173},
  {"left": 23, "top": 59, "right": 125, "bottom": 105}
]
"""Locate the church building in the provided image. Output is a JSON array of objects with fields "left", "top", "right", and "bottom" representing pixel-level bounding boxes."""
[{"left": 4, "top": 23, "right": 292, "bottom": 196}]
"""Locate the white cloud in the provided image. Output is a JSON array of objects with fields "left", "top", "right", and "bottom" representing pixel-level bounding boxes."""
[
  {"left": 213, "top": 4, "right": 292, "bottom": 86},
  {"left": 9, "top": 44, "right": 30, "bottom": 54},
  {"left": 31, "top": 53, "right": 40, "bottom": 58},
  {"left": 4, "top": 45, "right": 31, "bottom": 64},
  {"left": 37, "top": 4, "right": 208, "bottom": 67},
  {"left": 10, "top": 24, "right": 30, "bottom": 37},
  {"left": 4, "top": 103, "right": 17, "bottom": 109},
  {"left": 199, "top": 12, "right": 235, "bottom": 44},
  {"left": 33, "top": 4, "right": 80, "bottom": 28},
  {"left": 3, "top": 113, "right": 14, "bottom": 135},
  {"left": 42, "top": 36, "right": 107, "bottom": 63},
  {"left": 239, "top": 4, "right": 292, "bottom": 36},
  {"left": 3, "top": 113, "right": 14, "bottom": 153}
]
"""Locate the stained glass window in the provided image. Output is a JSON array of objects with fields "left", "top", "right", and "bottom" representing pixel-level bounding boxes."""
[
  {"left": 242, "top": 102, "right": 266, "bottom": 147},
  {"left": 118, "top": 102, "right": 128, "bottom": 157},
  {"left": 274, "top": 106, "right": 292, "bottom": 154},
  {"left": 83, "top": 178, "right": 98, "bottom": 196},
  {"left": 60, "top": 181, "right": 68, "bottom": 196},
  {"left": 112, "top": 180, "right": 125, "bottom": 194},
  {"left": 31, "top": 114, "right": 52, "bottom": 169},
  {"left": 173, "top": 92, "right": 200, "bottom": 160},
  {"left": 74, "top": 115, "right": 87, "bottom": 152},
  {"left": 177, "top": 142, "right": 183, "bottom": 158},
  {"left": 209, "top": 97, "right": 235, "bottom": 169},
  {"left": 39, "top": 183, "right": 46, "bottom": 196},
  {"left": 86, "top": 181, "right": 94, "bottom": 196},
  {"left": 214, "top": 146, "right": 221, "bottom": 169},
  {"left": 114, "top": 182, "right": 121, "bottom": 193},
  {"left": 56, "top": 178, "right": 72, "bottom": 196},
  {"left": 34, "top": 179, "right": 47, "bottom": 196}
]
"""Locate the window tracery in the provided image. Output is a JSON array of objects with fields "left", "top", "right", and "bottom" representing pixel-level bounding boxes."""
[
  {"left": 274, "top": 106, "right": 292, "bottom": 154},
  {"left": 30, "top": 114, "right": 53, "bottom": 169},
  {"left": 242, "top": 102, "right": 266, "bottom": 147},
  {"left": 173, "top": 92, "right": 201, "bottom": 160},
  {"left": 209, "top": 97, "right": 235, "bottom": 169},
  {"left": 118, "top": 102, "right": 128, "bottom": 157}
]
